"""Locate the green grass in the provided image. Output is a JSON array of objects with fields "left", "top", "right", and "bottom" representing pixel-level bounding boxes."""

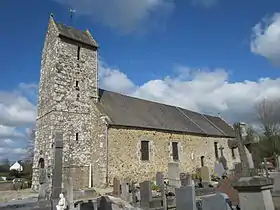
[{"left": 0, "top": 172, "right": 9, "bottom": 177}]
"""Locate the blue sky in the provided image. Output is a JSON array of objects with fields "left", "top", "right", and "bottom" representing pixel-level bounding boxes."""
[{"left": 0, "top": 0, "right": 280, "bottom": 161}]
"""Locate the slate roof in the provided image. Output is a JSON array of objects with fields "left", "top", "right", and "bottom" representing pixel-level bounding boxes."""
[
  {"left": 97, "top": 89, "right": 236, "bottom": 138},
  {"left": 54, "top": 21, "right": 98, "bottom": 47}
]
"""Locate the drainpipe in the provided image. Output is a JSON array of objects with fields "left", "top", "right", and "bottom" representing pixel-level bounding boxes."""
[
  {"left": 89, "top": 163, "right": 92, "bottom": 188},
  {"left": 105, "top": 121, "right": 109, "bottom": 185}
]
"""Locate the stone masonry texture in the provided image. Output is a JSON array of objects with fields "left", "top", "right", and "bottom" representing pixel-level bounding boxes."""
[
  {"left": 32, "top": 17, "right": 240, "bottom": 191},
  {"left": 107, "top": 127, "right": 240, "bottom": 184},
  {"left": 32, "top": 17, "right": 107, "bottom": 191}
]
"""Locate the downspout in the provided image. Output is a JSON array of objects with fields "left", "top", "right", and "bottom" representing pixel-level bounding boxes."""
[{"left": 105, "top": 121, "right": 109, "bottom": 185}]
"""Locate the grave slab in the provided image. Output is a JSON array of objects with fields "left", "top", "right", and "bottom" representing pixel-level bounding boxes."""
[
  {"left": 201, "top": 193, "right": 228, "bottom": 210},
  {"left": 233, "top": 176, "right": 275, "bottom": 210},
  {"left": 175, "top": 185, "right": 196, "bottom": 210}
]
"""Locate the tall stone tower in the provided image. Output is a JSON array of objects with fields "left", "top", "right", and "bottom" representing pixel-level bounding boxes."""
[{"left": 32, "top": 16, "right": 107, "bottom": 191}]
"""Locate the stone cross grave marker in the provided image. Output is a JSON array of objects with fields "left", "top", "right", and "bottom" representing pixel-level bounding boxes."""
[
  {"left": 168, "top": 162, "right": 180, "bottom": 187},
  {"left": 234, "top": 123, "right": 250, "bottom": 176},
  {"left": 51, "top": 132, "right": 64, "bottom": 209},
  {"left": 175, "top": 185, "right": 197, "bottom": 210},
  {"left": 201, "top": 193, "right": 228, "bottom": 210}
]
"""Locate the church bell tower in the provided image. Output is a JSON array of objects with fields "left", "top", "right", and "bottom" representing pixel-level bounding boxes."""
[{"left": 31, "top": 15, "right": 103, "bottom": 190}]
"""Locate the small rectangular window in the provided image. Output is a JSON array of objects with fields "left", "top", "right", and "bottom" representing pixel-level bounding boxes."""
[
  {"left": 172, "top": 142, "right": 179, "bottom": 161},
  {"left": 141, "top": 141, "right": 149, "bottom": 161},
  {"left": 75, "top": 133, "right": 79, "bottom": 142},
  {"left": 77, "top": 46, "right": 81, "bottom": 60},
  {"left": 76, "top": 81, "right": 79, "bottom": 87},
  {"left": 214, "top": 142, "right": 219, "bottom": 159},
  {"left": 231, "top": 148, "right": 236, "bottom": 159}
]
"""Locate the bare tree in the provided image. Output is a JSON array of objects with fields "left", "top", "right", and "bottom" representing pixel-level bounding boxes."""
[
  {"left": 256, "top": 98, "right": 280, "bottom": 136},
  {"left": 255, "top": 98, "right": 280, "bottom": 156},
  {"left": 25, "top": 127, "right": 36, "bottom": 163}
]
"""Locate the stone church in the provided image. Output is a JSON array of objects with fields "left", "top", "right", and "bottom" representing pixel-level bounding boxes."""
[{"left": 32, "top": 16, "right": 240, "bottom": 190}]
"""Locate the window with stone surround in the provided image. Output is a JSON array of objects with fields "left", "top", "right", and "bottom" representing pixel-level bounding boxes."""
[
  {"left": 77, "top": 46, "right": 81, "bottom": 60},
  {"left": 231, "top": 148, "right": 236, "bottom": 159},
  {"left": 75, "top": 81, "right": 80, "bottom": 90},
  {"left": 172, "top": 142, "right": 179, "bottom": 161},
  {"left": 140, "top": 140, "right": 149, "bottom": 161},
  {"left": 214, "top": 142, "right": 219, "bottom": 159},
  {"left": 75, "top": 133, "right": 79, "bottom": 142}
]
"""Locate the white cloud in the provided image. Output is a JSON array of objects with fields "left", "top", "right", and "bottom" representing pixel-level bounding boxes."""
[
  {"left": 0, "top": 86, "right": 37, "bottom": 127},
  {"left": 52, "top": 0, "right": 175, "bottom": 33},
  {"left": 99, "top": 64, "right": 280, "bottom": 125},
  {"left": 99, "top": 62, "right": 136, "bottom": 94},
  {"left": 251, "top": 13, "right": 280, "bottom": 66},
  {"left": 0, "top": 126, "right": 24, "bottom": 139},
  {"left": 0, "top": 84, "right": 36, "bottom": 161}
]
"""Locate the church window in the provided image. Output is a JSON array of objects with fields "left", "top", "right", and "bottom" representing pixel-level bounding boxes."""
[
  {"left": 76, "top": 133, "right": 79, "bottom": 142},
  {"left": 214, "top": 142, "right": 219, "bottom": 159},
  {"left": 77, "top": 46, "right": 81, "bottom": 60},
  {"left": 200, "top": 156, "right": 205, "bottom": 167},
  {"left": 141, "top": 140, "right": 149, "bottom": 161},
  {"left": 75, "top": 81, "right": 79, "bottom": 90},
  {"left": 172, "top": 142, "right": 179, "bottom": 161},
  {"left": 231, "top": 148, "right": 236, "bottom": 159}
]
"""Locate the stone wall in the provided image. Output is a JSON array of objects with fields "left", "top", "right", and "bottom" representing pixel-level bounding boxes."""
[
  {"left": 32, "top": 17, "right": 107, "bottom": 191},
  {"left": 107, "top": 127, "right": 240, "bottom": 183}
]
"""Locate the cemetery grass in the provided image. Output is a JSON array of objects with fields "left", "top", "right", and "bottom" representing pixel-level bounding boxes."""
[{"left": 0, "top": 189, "right": 38, "bottom": 203}]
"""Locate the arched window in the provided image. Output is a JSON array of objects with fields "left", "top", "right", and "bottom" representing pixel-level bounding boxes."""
[{"left": 38, "top": 158, "right": 45, "bottom": 169}]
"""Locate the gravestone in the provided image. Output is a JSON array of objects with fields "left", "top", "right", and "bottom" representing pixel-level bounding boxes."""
[
  {"left": 38, "top": 168, "right": 48, "bottom": 200},
  {"left": 120, "top": 181, "right": 130, "bottom": 201},
  {"left": 200, "top": 166, "right": 210, "bottom": 183},
  {"left": 201, "top": 193, "right": 228, "bottom": 210},
  {"left": 180, "top": 172, "right": 192, "bottom": 186},
  {"left": 233, "top": 176, "right": 275, "bottom": 210},
  {"left": 168, "top": 162, "right": 180, "bottom": 187},
  {"left": 140, "top": 181, "right": 152, "bottom": 209},
  {"left": 99, "top": 196, "right": 113, "bottom": 210},
  {"left": 175, "top": 185, "right": 196, "bottom": 210},
  {"left": 218, "top": 146, "right": 228, "bottom": 170},
  {"left": 277, "top": 155, "right": 280, "bottom": 172},
  {"left": 269, "top": 172, "right": 280, "bottom": 193},
  {"left": 51, "top": 132, "right": 64, "bottom": 209},
  {"left": 113, "top": 178, "right": 121, "bottom": 196},
  {"left": 66, "top": 177, "right": 74, "bottom": 210},
  {"left": 156, "top": 172, "right": 167, "bottom": 210},
  {"left": 214, "top": 161, "right": 225, "bottom": 178}
]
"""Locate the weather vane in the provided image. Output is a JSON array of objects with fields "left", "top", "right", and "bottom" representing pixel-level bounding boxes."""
[{"left": 69, "top": 9, "right": 76, "bottom": 25}]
